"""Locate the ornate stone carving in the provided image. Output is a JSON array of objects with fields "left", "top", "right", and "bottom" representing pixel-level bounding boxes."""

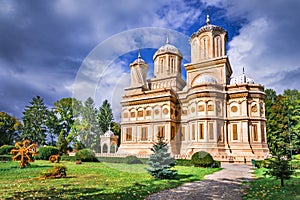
[
  {"left": 155, "top": 109, "right": 160, "bottom": 115},
  {"left": 231, "top": 106, "right": 238, "bottom": 113},
  {"left": 123, "top": 112, "right": 128, "bottom": 118},
  {"left": 146, "top": 110, "right": 151, "bottom": 116},
  {"left": 208, "top": 104, "right": 214, "bottom": 111},
  {"left": 138, "top": 111, "right": 143, "bottom": 117},
  {"left": 163, "top": 108, "right": 169, "bottom": 114},
  {"left": 191, "top": 107, "right": 195, "bottom": 113},
  {"left": 130, "top": 112, "right": 135, "bottom": 118},
  {"left": 251, "top": 104, "right": 257, "bottom": 112},
  {"left": 198, "top": 105, "right": 205, "bottom": 112}
]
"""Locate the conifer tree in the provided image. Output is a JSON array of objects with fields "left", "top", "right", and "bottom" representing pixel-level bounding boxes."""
[{"left": 146, "top": 136, "right": 177, "bottom": 179}]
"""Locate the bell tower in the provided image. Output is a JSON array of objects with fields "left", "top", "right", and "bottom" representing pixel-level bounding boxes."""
[{"left": 190, "top": 14, "right": 228, "bottom": 63}]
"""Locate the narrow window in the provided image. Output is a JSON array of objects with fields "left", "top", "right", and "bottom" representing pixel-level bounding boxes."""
[
  {"left": 192, "top": 124, "right": 196, "bottom": 140},
  {"left": 261, "top": 124, "right": 265, "bottom": 142},
  {"left": 253, "top": 124, "right": 258, "bottom": 141},
  {"left": 232, "top": 124, "right": 238, "bottom": 140},
  {"left": 171, "top": 126, "right": 175, "bottom": 140},
  {"left": 158, "top": 126, "right": 165, "bottom": 139},
  {"left": 181, "top": 126, "right": 185, "bottom": 141},
  {"left": 199, "top": 123, "right": 204, "bottom": 139},
  {"left": 141, "top": 127, "right": 148, "bottom": 141},
  {"left": 209, "top": 123, "right": 214, "bottom": 140},
  {"left": 126, "top": 128, "right": 132, "bottom": 141},
  {"left": 160, "top": 59, "right": 164, "bottom": 73}
]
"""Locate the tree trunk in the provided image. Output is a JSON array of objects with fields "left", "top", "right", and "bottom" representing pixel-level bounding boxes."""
[{"left": 280, "top": 178, "right": 284, "bottom": 187}]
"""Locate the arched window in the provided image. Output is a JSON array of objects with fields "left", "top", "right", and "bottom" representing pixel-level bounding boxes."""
[
  {"left": 214, "top": 36, "right": 222, "bottom": 57},
  {"left": 160, "top": 59, "right": 164, "bottom": 73},
  {"left": 102, "top": 143, "right": 108, "bottom": 153},
  {"left": 110, "top": 145, "right": 116, "bottom": 153}
]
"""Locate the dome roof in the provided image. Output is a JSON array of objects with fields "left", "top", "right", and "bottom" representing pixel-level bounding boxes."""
[
  {"left": 131, "top": 51, "right": 145, "bottom": 65},
  {"left": 229, "top": 69, "right": 255, "bottom": 84},
  {"left": 103, "top": 126, "right": 114, "bottom": 137},
  {"left": 193, "top": 75, "right": 217, "bottom": 86},
  {"left": 153, "top": 37, "right": 182, "bottom": 59},
  {"left": 190, "top": 15, "right": 227, "bottom": 40}
]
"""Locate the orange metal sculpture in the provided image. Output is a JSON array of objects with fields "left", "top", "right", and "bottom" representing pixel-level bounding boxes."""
[{"left": 10, "top": 140, "right": 38, "bottom": 168}]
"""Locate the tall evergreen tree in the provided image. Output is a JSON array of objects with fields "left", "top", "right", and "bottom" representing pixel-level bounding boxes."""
[
  {"left": 0, "top": 112, "right": 22, "bottom": 146},
  {"left": 45, "top": 109, "right": 60, "bottom": 146},
  {"left": 146, "top": 136, "right": 177, "bottom": 179},
  {"left": 21, "top": 96, "right": 48, "bottom": 145},
  {"left": 97, "top": 100, "right": 114, "bottom": 133}
]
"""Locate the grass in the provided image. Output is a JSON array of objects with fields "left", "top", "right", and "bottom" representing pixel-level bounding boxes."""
[
  {"left": 243, "top": 167, "right": 300, "bottom": 200},
  {"left": 0, "top": 160, "right": 220, "bottom": 199}
]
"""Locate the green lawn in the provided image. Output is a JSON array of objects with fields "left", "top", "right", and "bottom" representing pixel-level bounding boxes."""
[
  {"left": 0, "top": 160, "right": 220, "bottom": 199},
  {"left": 243, "top": 167, "right": 300, "bottom": 200}
]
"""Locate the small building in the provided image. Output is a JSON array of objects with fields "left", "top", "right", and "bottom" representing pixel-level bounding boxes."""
[{"left": 100, "top": 126, "right": 119, "bottom": 153}]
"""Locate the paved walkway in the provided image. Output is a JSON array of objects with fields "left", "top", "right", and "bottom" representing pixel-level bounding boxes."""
[{"left": 145, "top": 164, "right": 254, "bottom": 200}]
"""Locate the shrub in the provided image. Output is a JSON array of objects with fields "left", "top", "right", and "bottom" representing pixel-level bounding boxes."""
[
  {"left": 293, "top": 154, "right": 300, "bottom": 160},
  {"left": 40, "top": 164, "right": 67, "bottom": 179},
  {"left": 176, "top": 159, "right": 193, "bottom": 166},
  {"left": 75, "top": 149, "right": 98, "bottom": 162},
  {"left": 97, "top": 156, "right": 148, "bottom": 164},
  {"left": 35, "top": 146, "right": 59, "bottom": 160},
  {"left": 125, "top": 156, "right": 143, "bottom": 164},
  {"left": 60, "top": 155, "right": 77, "bottom": 162},
  {"left": 0, "top": 155, "right": 13, "bottom": 161},
  {"left": 191, "top": 151, "right": 214, "bottom": 167},
  {"left": 0, "top": 145, "right": 16, "bottom": 155}
]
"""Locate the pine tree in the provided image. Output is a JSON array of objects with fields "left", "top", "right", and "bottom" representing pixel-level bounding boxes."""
[
  {"left": 97, "top": 100, "right": 114, "bottom": 133},
  {"left": 146, "top": 136, "right": 177, "bottom": 179},
  {"left": 21, "top": 96, "right": 48, "bottom": 145}
]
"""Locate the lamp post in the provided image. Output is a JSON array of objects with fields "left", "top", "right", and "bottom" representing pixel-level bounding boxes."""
[{"left": 287, "top": 117, "right": 293, "bottom": 159}]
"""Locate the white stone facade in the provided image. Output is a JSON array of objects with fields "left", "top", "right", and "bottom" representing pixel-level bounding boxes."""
[{"left": 117, "top": 18, "right": 269, "bottom": 162}]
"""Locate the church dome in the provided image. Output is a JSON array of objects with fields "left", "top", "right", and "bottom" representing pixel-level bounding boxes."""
[
  {"left": 131, "top": 51, "right": 145, "bottom": 65},
  {"left": 193, "top": 75, "right": 217, "bottom": 85},
  {"left": 191, "top": 15, "right": 227, "bottom": 40},
  {"left": 153, "top": 37, "right": 182, "bottom": 60},
  {"left": 103, "top": 126, "right": 114, "bottom": 137}
]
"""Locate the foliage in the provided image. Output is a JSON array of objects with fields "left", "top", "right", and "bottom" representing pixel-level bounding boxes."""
[
  {"left": 125, "top": 155, "right": 143, "bottom": 164},
  {"left": 243, "top": 167, "right": 299, "bottom": 200},
  {"left": 0, "top": 145, "right": 16, "bottom": 155},
  {"left": 96, "top": 156, "right": 148, "bottom": 164},
  {"left": 45, "top": 110, "right": 60, "bottom": 146},
  {"left": 40, "top": 164, "right": 67, "bottom": 179},
  {"left": 265, "top": 89, "right": 300, "bottom": 157},
  {"left": 49, "top": 154, "right": 60, "bottom": 163},
  {"left": 264, "top": 156, "right": 294, "bottom": 187},
  {"left": 0, "top": 160, "right": 220, "bottom": 199},
  {"left": 0, "top": 155, "right": 13, "bottom": 161},
  {"left": 0, "top": 112, "right": 22, "bottom": 146},
  {"left": 75, "top": 148, "right": 97, "bottom": 162},
  {"left": 191, "top": 151, "right": 215, "bottom": 167},
  {"left": 10, "top": 140, "right": 38, "bottom": 168},
  {"left": 97, "top": 100, "right": 114, "bottom": 133},
  {"left": 60, "top": 155, "right": 77, "bottom": 162},
  {"left": 293, "top": 154, "right": 300, "bottom": 160},
  {"left": 175, "top": 159, "right": 193, "bottom": 166},
  {"left": 146, "top": 137, "right": 177, "bottom": 179},
  {"left": 21, "top": 96, "right": 48, "bottom": 145},
  {"left": 53, "top": 98, "right": 82, "bottom": 153},
  {"left": 35, "top": 146, "right": 59, "bottom": 160}
]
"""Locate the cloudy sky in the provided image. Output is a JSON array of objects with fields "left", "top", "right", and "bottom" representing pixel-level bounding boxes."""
[{"left": 1, "top": 0, "right": 300, "bottom": 121}]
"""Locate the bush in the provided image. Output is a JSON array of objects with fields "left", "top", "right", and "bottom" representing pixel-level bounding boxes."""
[
  {"left": 40, "top": 164, "right": 67, "bottom": 179},
  {"left": 35, "top": 146, "right": 59, "bottom": 160},
  {"left": 75, "top": 149, "right": 98, "bottom": 162},
  {"left": 125, "top": 156, "right": 143, "bottom": 164},
  {"left": 293, "top": 154, "right": 300, "bottom": 160},
  {"left": 60, "top": 155, "right": 77, "bottom": 162},
  {"left": 97, "top": 156, "right": 148, "bottom": 164},
  {"left": 0, "top": 155, "right": 13, "bottom": 161},
  {"left": 0, "top": 145, "right": 16, "bottom": 155},
  {"left": 176, "top": 159, "right": 193, "bottom": 166},
  {"left": 191, "top": 151, "right": 214, "bottom": 167}
]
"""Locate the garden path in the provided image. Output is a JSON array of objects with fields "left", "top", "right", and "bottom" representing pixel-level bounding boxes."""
[{"left": 145, "top": 163, "right": 254, "bottom": 200}]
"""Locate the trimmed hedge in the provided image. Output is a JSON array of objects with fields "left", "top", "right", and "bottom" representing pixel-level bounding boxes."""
[
  {"left": 191, "top": 151, "right": 215, "bottom": 167},
  {"left": 35, "top": 146, "right": 59, "bottom": 160},
  {"left": 60, "top": 155, "right": 77, "bottom": 162},
  {"left": 97, "top": 156, "right": 148, "bottom": 164},
  {"left": 176, "top": 159, "right": 193, "bottom": 166},
  {"left": 0, "top": 145, "right": 16, "bottom": 155},
  {"left": 0, "top": 155, "right": 13, "bottom": 161},
  {"left": 125, "top": 156, "right": 143, "bottom": 164},
  {"left": 75, "top": 149, "right": 98, "bottom": 162}
]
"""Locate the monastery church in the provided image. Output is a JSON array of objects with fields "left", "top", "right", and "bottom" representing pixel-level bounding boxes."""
[{"left": 117, "top": 15, "right": 269, "bottom": 162}]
